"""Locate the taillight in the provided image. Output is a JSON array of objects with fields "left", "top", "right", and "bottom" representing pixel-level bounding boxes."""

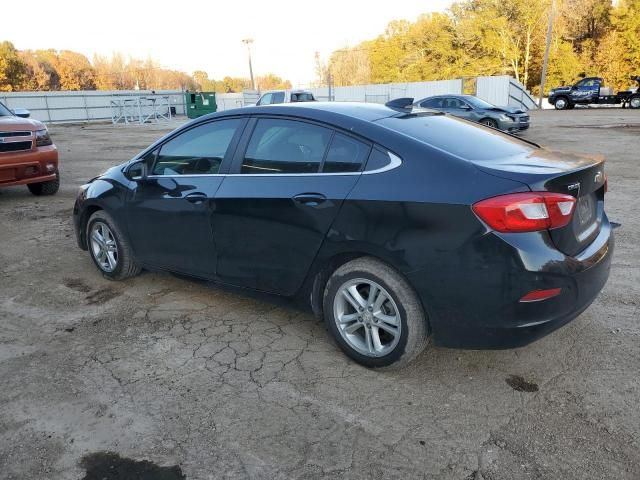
[
  {"left": 604, "top": 173, "right": 608, "bottom": 193},
  {"left": 472, "top": 192, "right": 576, "bottom": 233}
]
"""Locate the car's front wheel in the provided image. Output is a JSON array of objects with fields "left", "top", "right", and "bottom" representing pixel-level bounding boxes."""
[
  {"left": 27, "top": 174, "right": 60, "bottom": 196},
  {"left": 554, "top": 96, "right": 570, "bottom": 110},
  {"left": 323, "top": 257, "right": 429, "bottom": 368},
  {"left": 87, "top": 210, "right": 141, "bottom": 280},
  {"left": 480, "top": 118, "right": 498, "bottom": 129}
]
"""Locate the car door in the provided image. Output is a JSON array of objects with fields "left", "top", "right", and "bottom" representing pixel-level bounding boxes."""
[
  {"left": 572, "top": 79, "right": 600, "bottom": 102},
  {"left": 212, "top": 117, "right": 370, "bottom": 295},
  {"left": 446, "top": 97, "right": 475, "bottom": 120},
  {"left": 126, "top": 118, "right": 245, "bottom": 277}
]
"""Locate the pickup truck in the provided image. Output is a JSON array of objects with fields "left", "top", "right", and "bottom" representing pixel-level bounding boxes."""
[
  {"left": 255, "top": 89, "right": 316, "bottom": 106},
  {"left": 549, "top": 76, "right": 640, "bottom": 110}
]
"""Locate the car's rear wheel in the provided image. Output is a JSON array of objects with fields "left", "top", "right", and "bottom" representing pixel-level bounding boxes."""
[
  {"left": 629, "top": 95, "right": 640, "bottom": 109},
  {"left": 87, "top": 210, "right": 141, "bottom": 280},
  {"left": 480, "top": 118, "right": 498, "bottom": 129},
  {"left": 323, "top": 257, "right": 429, "bottom": 368},
  {"left": 27, "top": 173, "right": 60, "bottom": 196},
  {"left": 554, "top": 97, "right": 570, "bottom": 110}
]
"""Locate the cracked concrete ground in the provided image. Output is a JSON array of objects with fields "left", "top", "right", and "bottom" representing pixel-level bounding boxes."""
[{"left": 0, "top": 110, "right": 638, "bottom": 479}]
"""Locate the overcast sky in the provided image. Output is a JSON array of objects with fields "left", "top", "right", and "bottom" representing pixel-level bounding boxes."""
[{"left": 2, "top": 0, "right": 454, "bottom": 86}]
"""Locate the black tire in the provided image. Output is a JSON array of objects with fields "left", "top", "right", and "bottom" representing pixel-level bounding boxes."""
[
  {"left": 480, "top": 118, "right": 498, "bottom": 129},
  {"left": 629, "top": 95, "right": 640, "bottom": 109},
  {"left": 323, "top": 257, "right": 429, "bottom": 369},
  {"left": 86, "top": 210, "right": 141, "bottom": 280},
  {"left": 554, "top": 96, "right": 570, "bottom": 110},
  {"left": 27, "top": 173, "right": 60, "bottom": 196}
]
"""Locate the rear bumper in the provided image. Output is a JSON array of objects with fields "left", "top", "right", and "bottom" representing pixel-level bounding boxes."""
[
  {"left": 407, "top": 216, "right": 613, "bottom": 349},
  {"left": 0, "top": 145, "right": 58, "bottom": 187}
]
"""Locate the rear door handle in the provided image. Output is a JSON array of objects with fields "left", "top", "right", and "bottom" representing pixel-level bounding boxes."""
[
  {"left": 293, "top": 193, "right": 327, "bottom": 207},
  {"left": 185, "top": 192, "right": 208, "bottom": 204}
]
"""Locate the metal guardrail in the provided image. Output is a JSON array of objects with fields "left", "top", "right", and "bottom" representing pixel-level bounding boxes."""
[{"left": 1, "top": 91, "right": 187, "bottom": 124}]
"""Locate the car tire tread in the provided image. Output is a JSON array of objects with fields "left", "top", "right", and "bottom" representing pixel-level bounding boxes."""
[{"left": 27, "top": 174, "right": 60, "bottom": 196}]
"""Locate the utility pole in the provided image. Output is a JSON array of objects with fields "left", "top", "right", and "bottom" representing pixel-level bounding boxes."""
[
  {"left": 242, "top": 38, "right": 255, "bottom": 91},
  {"left": 327, "top": 69, "right": 332, "bottom": 102},
  {"left": 539, "top": 0, "right": 555, "bottom": 109}
]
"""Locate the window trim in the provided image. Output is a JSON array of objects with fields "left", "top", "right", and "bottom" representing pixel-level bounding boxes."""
[{"left": 126, "top": 114, "right": 402, "bottom": 179}]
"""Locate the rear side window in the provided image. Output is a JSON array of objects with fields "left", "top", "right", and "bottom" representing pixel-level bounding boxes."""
[
  {"left": 291, "top": 93, "right": 315, "bottom": 102},
  {"left": 365, "top": 147, "right": 393, "bottom": 172},
  {"left": 152, "top": 119, "right": 241, "bottom": 175},
  {"left": 242, "top": 118, "right": 331, "bottom": 174},
  {"left": 376, "top": 115, "right": 533, "bottom": 162},
  {"left": 271, "top": 92, "right": 285, "bottom": 104},
  {"left": 322, "top": 133, "right": 370, "bottom": 173}
]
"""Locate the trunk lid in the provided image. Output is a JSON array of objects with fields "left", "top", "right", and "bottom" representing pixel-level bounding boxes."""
[{"left": 474, "top": 148, "right": 606, "bottom": 256}]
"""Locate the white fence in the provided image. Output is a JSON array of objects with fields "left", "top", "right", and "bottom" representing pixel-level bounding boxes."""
[
  {"left": 476, "top": 75, "right": 537, "bottom": 110},
  {"left": 310, "top": 79, "right": 464, "bottom": 103},
  {"left": 0, "top": 76, "right": 536, "bottom": 124},
  {"left": 0, "top": 90, "right": 188, "bottom": 123}
]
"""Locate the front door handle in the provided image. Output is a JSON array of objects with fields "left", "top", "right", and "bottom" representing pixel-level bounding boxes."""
[
  {"left": 293, "top": 193, "right": 327, "bottom": 207},
  {"left": 185, "top": 192, "right": 208, "bottom": 204}
]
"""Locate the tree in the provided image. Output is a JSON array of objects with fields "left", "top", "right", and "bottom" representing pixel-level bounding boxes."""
[
  {"left": 0, "top": 41, "right": 26, "bottom": 91},
  {"left": 255, "top": 74, "right": 291, "bottom": 91}
]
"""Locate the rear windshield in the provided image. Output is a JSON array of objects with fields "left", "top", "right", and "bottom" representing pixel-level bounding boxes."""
[{"left": 376, "top": 115, "right": 534, "bottom": 161}]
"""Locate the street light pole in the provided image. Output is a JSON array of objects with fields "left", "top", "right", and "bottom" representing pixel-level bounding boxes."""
[
  {"left": 242, "top": 38, "right": 255, "bottom": 91},
  {"left": 539, "top": 0, "right": 555, "bottom": 109}
]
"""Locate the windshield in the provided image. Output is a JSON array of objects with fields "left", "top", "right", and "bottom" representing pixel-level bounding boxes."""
[
  {"left": 0, "top": 101, "right": 13, "bottom": 117},
  {"left": 465, "top": 96, "right": 495, "bottom": 109}
]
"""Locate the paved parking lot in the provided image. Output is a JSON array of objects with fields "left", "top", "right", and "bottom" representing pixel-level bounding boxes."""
[{"left": 1, "top": 110, "right": 639, "bottom": 480}]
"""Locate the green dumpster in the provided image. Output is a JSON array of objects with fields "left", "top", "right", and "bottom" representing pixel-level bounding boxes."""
[{"left": 184, "top": 91, "right": 217, "bottom": 119}]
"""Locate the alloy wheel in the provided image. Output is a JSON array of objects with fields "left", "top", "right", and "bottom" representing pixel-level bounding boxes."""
[
  {"left": 333, "top": 278, "right": 401, "bottom": 357},
  {"left": 556, "top": 98, "right": 567, "bottom": 109},
  {"left": 630, "top": 97, "right": 640, "bottom": 109},
  {"left": 90, "top": 222, "right": 118, "bottom": 272}
]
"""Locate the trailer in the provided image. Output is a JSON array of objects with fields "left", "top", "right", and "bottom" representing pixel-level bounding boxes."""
[{"left": 549, "top": 76, "right": 640, "bottom": 110}]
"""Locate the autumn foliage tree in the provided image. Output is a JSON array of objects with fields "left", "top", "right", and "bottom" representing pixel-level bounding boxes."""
[{"left": 324, "top": 0, "right": 640, "bottom": 93}]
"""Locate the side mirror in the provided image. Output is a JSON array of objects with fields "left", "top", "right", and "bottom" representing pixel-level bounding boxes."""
[
  {"left": 126, "top": 160, "right": 148, "bottom": 181},
  {"left": 461, "top": 105, "right": 472, "bottom": 111},
  {"left": 13, "top": 108, "right": 31, "bottom": 118}
]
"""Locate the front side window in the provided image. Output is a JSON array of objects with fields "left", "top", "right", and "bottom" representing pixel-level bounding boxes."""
[
  {"left": 322, "top": 133, "right": 370, "bottom": 173},
  {"left": 257, "top": 93, "right": 273, "bottom": 106},
  {"left": 420, "top": 98, "right": 444, "bottom": 109},
  {"left": 577, "top": 79, "right": 597, "bottom": 88},
  {"left": 241, "top": 118, "right": 331, "bottom": 174},
  {"left": 152, "top": 119, "right": 241, "bottom": 176},
  {"left": 445, "top": 98, "right": 469, "bottom": 109},
  {"left": 0, "top": 102, "right": 12, "bottom": 117}
]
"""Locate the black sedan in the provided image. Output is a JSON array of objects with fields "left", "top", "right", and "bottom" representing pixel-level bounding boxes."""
[{"left": 73, "top": 102, "right": 613, "bottom": 368}]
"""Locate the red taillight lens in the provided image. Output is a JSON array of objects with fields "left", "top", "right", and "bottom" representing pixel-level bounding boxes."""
[
  {"left": 519, "top": 288, "right": 562, "bottom": 302},
  {"left": 604, "top": 174, "right": 608, "bottom": 193},
  {"left": 472, "top": 192, "right": 576, "bottom": 233}
]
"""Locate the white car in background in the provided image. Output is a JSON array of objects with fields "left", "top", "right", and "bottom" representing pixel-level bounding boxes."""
[{"left": 255, "top": 89, "right": 316, "bottom": 106}]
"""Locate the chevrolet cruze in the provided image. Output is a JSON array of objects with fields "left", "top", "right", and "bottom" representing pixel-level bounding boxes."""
[{"left": 73, "top": 102, "right": 613, "bottom": 368}]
